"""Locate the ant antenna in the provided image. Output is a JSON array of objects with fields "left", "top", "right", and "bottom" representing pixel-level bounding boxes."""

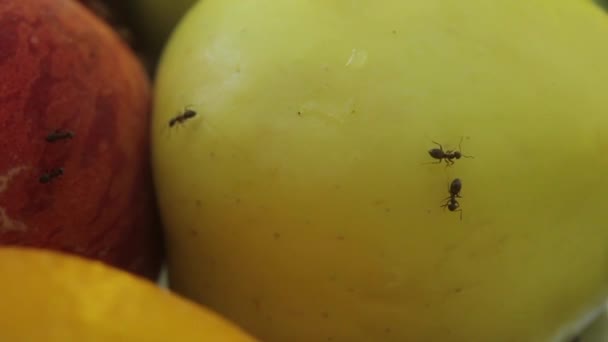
[{"left": 458, "top": 136, "right": 474, "bottom": 159}]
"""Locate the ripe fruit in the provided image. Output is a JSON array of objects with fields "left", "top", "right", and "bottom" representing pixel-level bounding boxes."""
[
  {"left": 577, "top": 310, "right": 608, "bottom": 342},
  {"left": 127, "top": 0, "right": 198, "bottom": 67},
  {"left": 152, "top": 0, "right": 608, "bottom": 341},
  {"left": 0, "top": 246, "right": 258, "bottom": 341},
  {"left": 0, "top": 0, "right": 162, "bottom": 279}
]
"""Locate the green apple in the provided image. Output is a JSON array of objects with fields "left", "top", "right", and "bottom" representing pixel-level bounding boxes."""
[
  {"left": 575, "top": 308, "right": 608, "bottom": 342},
  {"left": 127, "top": 0, "right": 198, "bottom": 67},
  {"left": 151, "top": 0, "right": 608, "bottom": 341}
]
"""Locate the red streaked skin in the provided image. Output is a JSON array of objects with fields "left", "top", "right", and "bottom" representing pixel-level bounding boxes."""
[{"left": 0, "top": 0, "right": 163, "bottom": 280}]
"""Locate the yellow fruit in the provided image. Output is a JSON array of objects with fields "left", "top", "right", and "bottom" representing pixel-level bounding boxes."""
[
  {"left": 574, "top": 308, "right": 608, "bottom": 342},
  {"left": 0, "top": 247, "right": 257, "bottom": 342},
  {"left": 128, "top": 0, "right": 199, "bottom": 62},
  {"left": 151, "top": 0, "right": 608, "bottom": 341}
]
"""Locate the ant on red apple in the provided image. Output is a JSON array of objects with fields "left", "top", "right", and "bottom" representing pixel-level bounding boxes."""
[
  {"left": 45, "top": 129, "right": 74, "bottom": 142},
  {"left": 39, "top": 168, "right": 64, "bottom": 184}
]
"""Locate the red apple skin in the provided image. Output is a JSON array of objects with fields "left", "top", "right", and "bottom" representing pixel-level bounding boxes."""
[{"left": 0, "top": 0, "right": 163, "bottom": 279}]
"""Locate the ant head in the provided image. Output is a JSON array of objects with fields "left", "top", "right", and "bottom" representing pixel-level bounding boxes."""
[
  {"left": 453, "top": 151, "right": 462, "bottom": 159},
  {"left": 184, "top": 109, "right": 197, "bottom": 118},
  {"left": 448, "top": 201, "right": 459, "bottom": 211}
]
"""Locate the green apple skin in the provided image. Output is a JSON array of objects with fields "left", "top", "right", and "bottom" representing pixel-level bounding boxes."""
[
  {"left": 151, "top": 0, "right": 608, "bottom": 341},
  {"left": 128, "top": 0, "right": 199, "bottom": 67}
]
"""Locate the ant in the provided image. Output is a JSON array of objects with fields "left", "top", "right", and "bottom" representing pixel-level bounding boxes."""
[
  {"left": 168, "top": 106, "right": 197, "bottom": 128},
  {"left": 39, "top": 168, "right": 64, "bottom": 184},
  {"left": 428, "top": 137, "right": 473, "bottom": 166},
  {"left": 441, "top": 178, "right": 463, "bottom": 220},
  {"left": 45, "top": 129, "right": 74, "bottom": 142}
]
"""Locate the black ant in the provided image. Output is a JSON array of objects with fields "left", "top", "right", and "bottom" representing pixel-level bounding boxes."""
[
  {"left": 39, "top": 168, "right": 64, "bottom": 184},
  {"left": 168, "top": 107, "right": 197, "bottom": 127},
  {"left": 428, "top": 137, "right": 473, "bottom": 166},
  {"left": 441, "top": 178, "right": 463, "bottom": 220},
  {"left": 45, "top": 129, "right": 74, "bottom": 142}
]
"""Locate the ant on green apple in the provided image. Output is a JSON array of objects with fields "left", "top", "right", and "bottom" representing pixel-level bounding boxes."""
[{"left": 168, "top": 106, "right": 197, "bottom": 127}]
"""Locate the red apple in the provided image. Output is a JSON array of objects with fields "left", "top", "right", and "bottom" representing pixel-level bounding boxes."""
[{"left": 0, "top": 0, "right": 162, "bottom": 279}]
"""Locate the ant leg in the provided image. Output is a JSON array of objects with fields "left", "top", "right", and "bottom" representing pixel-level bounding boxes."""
[
  {"left": 421, "top": 159, "right": 444, "bottom": 166},
  {"left": 459, "top": 136, "right": 474, "bottom": 159},
  {"left": 431, "top": 141, "right": 444, "bottom": 151},
  {"left": 440, "top": 195, "right": 452, "bottom": 208},
  {"left": 440, "top": 195, "right": 452, "bottom": 203}
]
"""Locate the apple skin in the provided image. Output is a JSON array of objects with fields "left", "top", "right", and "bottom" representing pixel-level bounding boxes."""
[
  {"left": 127, "top": 0, "right": 198, "bottom": 68},
  {"left": 0, "top": 0, "right": 162, "bottom": 279},
  {"left": 576, "top": 309, "right": 608, "bottom": 342},
  {"left": 152, "top": 0, "right": 608, "bottom": 341}
]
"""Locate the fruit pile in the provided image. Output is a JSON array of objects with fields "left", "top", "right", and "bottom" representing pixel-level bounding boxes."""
[{"left": 1, "top": 0, "right": 608, "bottom": 341}]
